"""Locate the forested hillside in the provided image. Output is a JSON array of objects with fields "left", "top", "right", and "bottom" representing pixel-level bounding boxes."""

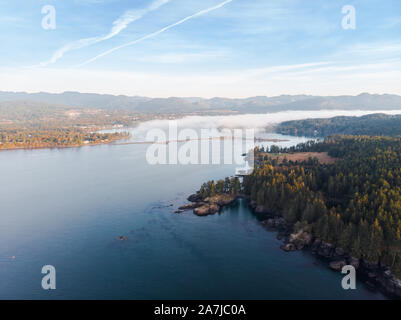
[
  {"left": 277, "top": 113, "right": 401, "bottom": 137},
  {"left": 197, "top": 136, "right": 401, "bottom": 276}
]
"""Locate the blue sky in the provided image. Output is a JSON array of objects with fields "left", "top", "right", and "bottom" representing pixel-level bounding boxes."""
[{"left": 0, "top": 0, "right": 400, "bottom": 97}]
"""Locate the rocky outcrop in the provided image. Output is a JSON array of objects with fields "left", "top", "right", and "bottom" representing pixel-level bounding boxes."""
[
  {"left": 312, "top": 240, "right": 335, "bottom": 258},
  {"left": 329, "top": 260, "right": 346, "bottom": 271},
  {"left": 187, "top": 193, "right": 203, "bottom": 202},
  {"left": 178, "top": 202, "right": 205, "bottom": 210},
  {"left": 333, "top": 247, "right": 346, "bottom": 258},
  {"left": 280, "top": 243, "right": 296, "bottom": 252},
  {"left": 377, "top": 272, "right": 401, "bottom": 297},
  {"left": 287, "top": 230, "right": 313, "bottom": 250},
  {"left": 193, "top": 203, "right": 220, "bottom": 216},
  {"left": 311, "top": 239, "right": 321, "bottom": 252},
  {"left": 204, "top": 194, "right": 236, "bottom": 206},
  {"left": 261, "top": 217, "right": 287, "bottom": 229},
  {"left": 347, "top": 256, "right": 360, "bottom": 270},
  {"left": 361, "top": 259, "right": 379, "bottom": 271},
  {"left": 183, "top": 193, "right": 237, "bottom": 217}
]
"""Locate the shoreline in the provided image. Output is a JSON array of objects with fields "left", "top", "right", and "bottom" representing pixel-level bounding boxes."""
[
  {"left": 180, "top": 193, "right": 401, "bottom": 299},
  {"left": 0, "top": 134, "right": 131, "bottom": 152}
]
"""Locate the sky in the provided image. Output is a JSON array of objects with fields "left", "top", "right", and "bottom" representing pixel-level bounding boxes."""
[{"left": 0, "top": 0, "right": 400, "bottom": 98}]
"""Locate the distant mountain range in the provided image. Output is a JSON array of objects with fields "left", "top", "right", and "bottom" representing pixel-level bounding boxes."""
[{"left": 1, "top": 91, "right": 401, "bottom": 114}]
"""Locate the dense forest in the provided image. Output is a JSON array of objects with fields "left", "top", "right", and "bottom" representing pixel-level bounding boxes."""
[
  {"left": 277, "top": 113, "right": 401, "bottom": 137},
  {"left": 197, "top": 135, "right": 401, "bottom": 276}
]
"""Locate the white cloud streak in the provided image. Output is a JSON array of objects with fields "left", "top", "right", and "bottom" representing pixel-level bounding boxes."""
[
  {"left": 39, "top": 0, "right": 170, "bottom": 67},
  {"left": 76, "top": 0, "right": 233, "bottom": 67}
]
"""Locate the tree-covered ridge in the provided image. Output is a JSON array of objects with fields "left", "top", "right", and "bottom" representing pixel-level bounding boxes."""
[
  {"left": 276, "top": 113, "right": 401, "bottom": 137},
  {"left": 0, "top": 129, "right": 129, "bottom": 149},
  {"left": 197, "top": 136, "right": 401, "bottom": 276}
]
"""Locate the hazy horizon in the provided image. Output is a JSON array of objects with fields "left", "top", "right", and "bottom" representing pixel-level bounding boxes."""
[{"left": 1, "top": 0, "right": 400, "bottom": 97}]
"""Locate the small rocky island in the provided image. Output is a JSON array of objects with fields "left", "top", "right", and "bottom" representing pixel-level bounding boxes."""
[{"left": 176, "top": 193, "right": 238, "bottom": 216}]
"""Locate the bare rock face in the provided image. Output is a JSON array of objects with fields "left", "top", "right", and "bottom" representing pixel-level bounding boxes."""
[
  {"left": 329, "top": 260, "right": 346, "bottom": 271},
  {"left": 204, "top": 194, "right": 236, "bottom": 206},
  {"left": 193, "top": 203, "right": 220, "bottom": 216},
  {"left": 288, "top": 230, "right": 313, "bottom": 250}
]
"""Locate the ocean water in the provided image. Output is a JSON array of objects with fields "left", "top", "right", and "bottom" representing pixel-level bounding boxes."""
[{"left": 0, "top": 125, "right": 387, "bottom": 299}]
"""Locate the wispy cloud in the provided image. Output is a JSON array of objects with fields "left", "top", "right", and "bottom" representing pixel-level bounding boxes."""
[
  {"left": 38, "top": 0, "right": 170, "bottom": 67},
  {"left": 76, "top": 0, "right": 233, "bottom": 67}
]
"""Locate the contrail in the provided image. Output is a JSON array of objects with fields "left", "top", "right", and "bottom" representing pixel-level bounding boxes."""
[
  {"left": 39, "top": 0, "right": 170, "bottom": 67},
  {"left": 76, "top": 0, "right": 233, "bottom": 67}
]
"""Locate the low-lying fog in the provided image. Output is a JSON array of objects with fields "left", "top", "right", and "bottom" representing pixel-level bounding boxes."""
[{"left": 130, "top": 109, "right": 401, "bottom": 140}]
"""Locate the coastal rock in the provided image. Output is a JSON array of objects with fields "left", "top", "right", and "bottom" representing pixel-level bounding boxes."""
[
  {"left": 280, "top": 243, "right": 296, "bottom": 252},
  {"left": 262, "top": 217, "right": 286, "bottom": 229},
  {"left": 334, "top": 247, "right": 346, "bottom": 257},
  {"left": 383, "top": 268, "right": 393, "bottom": 279},
  {"left": 329, "top": 260, "right": 346, "bottom": 271},
  {"left": 311, "top": 239, "right": 322, "bottom": 252},
  {"left": 288, "top": 230, "right": 312, "bottom": 250},
  {"left": 178, "top": 202, "right": 205, "bottom": 210},
  {"left": 254, "top": 205, "right": 268, "bottom": 214},
  {"left": 204, "top": 194, "right": 236, "bottom": 206},
  {"left": 376, "top": 270, "right": 401, "bottom": 297},
  {"left": 361, "top": 259, "right": 379, "bottom": 271},
  {"left": 187, "top": 193, "right": 202, "bottom": 202},
  {"left": 317, "top": 241, "right": 334, "bottom": 258},
  {"left": 347, "top": 257, "right": 360, "bottom": 270},
  {"left": 249, "top": 200, "right": 257, "bottom": 210},
  {"left": 193, "top": 203, "right": 220, "bottom": 216},
  {"left": 365, "top": 281, "right": 376, "bottom": 290}
]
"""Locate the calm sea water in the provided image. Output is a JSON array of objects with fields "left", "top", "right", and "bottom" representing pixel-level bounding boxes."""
[{"left": 0, "top": 129, "right": 387, "bottom": 299}]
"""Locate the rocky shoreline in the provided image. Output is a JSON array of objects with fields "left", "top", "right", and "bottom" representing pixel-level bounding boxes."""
[
  {"left": 175, "top": 193, "right": 240, "bottom": 216},
  {"left": 180, "top": 193, "right": 401, "bottom": 299}
]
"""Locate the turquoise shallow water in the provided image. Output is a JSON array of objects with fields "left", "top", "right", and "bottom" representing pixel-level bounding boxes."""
[{"left": 0, "top": 134, "right": 386, "bottom": 299}]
